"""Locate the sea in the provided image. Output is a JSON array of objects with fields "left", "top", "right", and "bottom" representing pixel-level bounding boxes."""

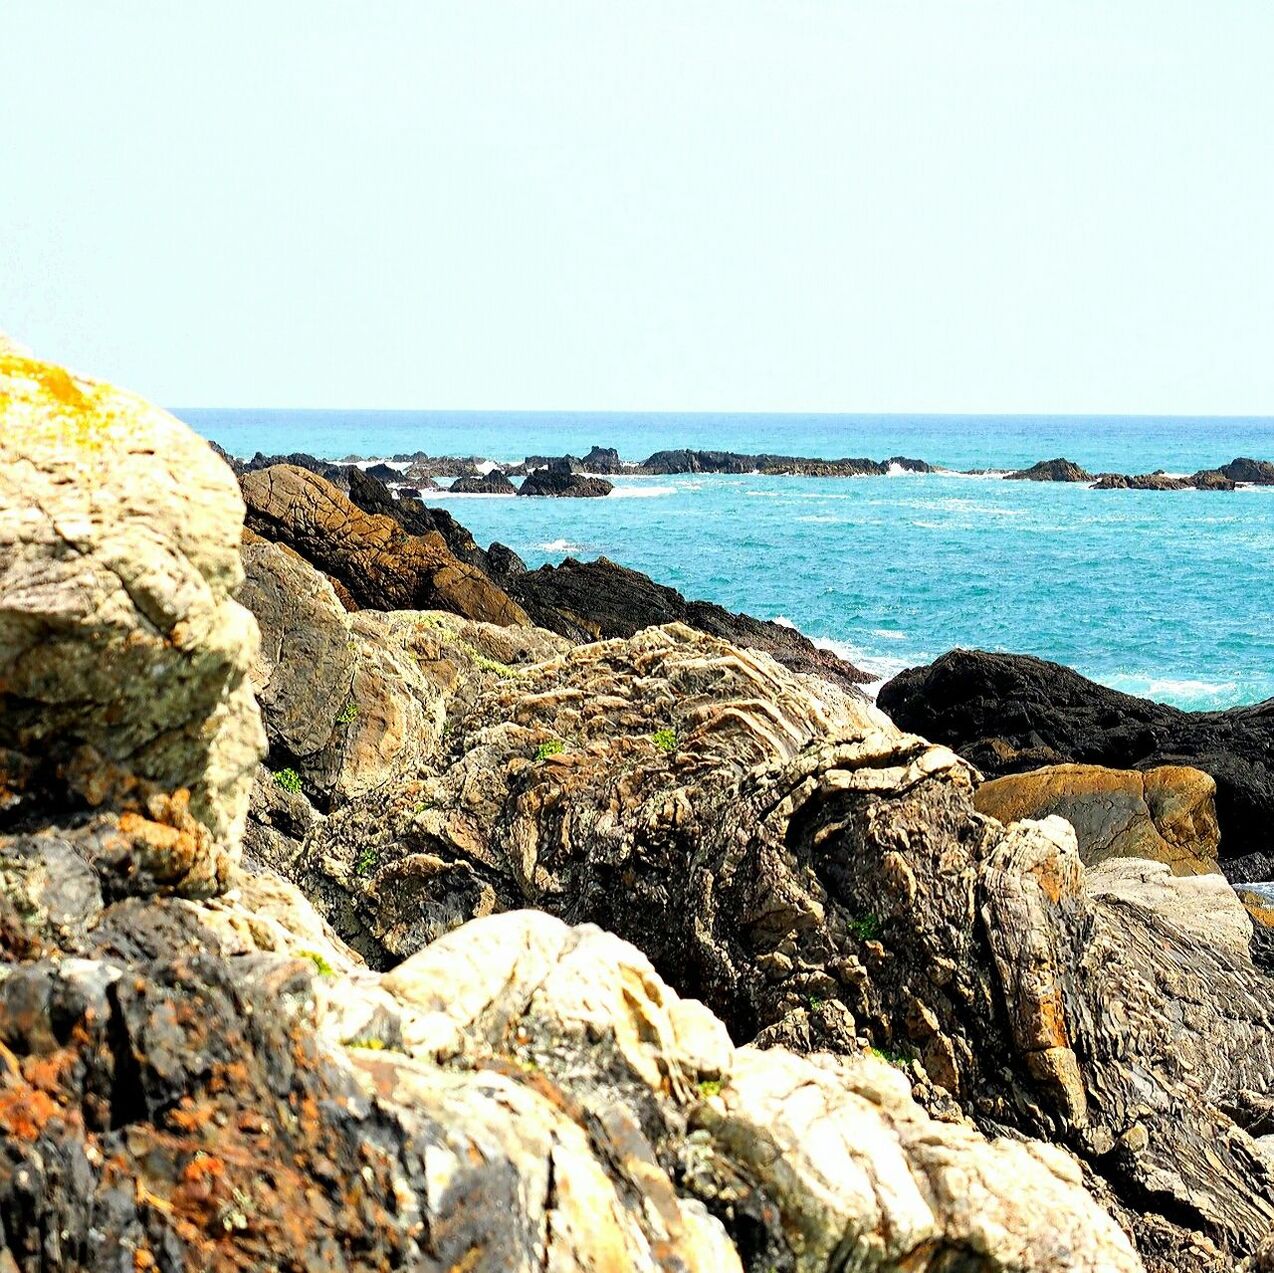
[{"left": 178, "top": 409, "right": 1274, "bottom": 711}]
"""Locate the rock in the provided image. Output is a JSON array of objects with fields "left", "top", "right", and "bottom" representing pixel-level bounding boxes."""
[
  {"left": 0, "top": 337, "right": 265, "bottom": 895},
  {"left": 342, "top": 463, "right": 523, "bottom": 577},
  {"left": 240, "top": 463, "right": 529, "bottom": 625},
  {"left": 641, "top": 449, "right": 887, "bottom": 476},
  {"left": 886, "top": 455, "right": 933, "bottom": 472},
  {"left": 362, "top": 461, "right": 400, "bottom": 481},
  {"left": 974, "top": 763, "right": 1221, "bottom": 875},
  {"left": 581, "top": 444, "right": 625, "bottom": 473},
  {"left": 877, "top": 649, "right": 1274, "bottom": 869},
  {"left": 1004, "top": 458, "right": 1094, "bottom": 482},
  {"left": 508, "top": 554, "right": 872, "bottom": 691},
  {"left": 448, "top": 471, "right": 517, "bottom": 495},
  {"left": 1219, "top": 457, "right": 1274, "bottom": 485},
  {"left": 518, "top": 460, "right": 614, "bottom": 497},
  {"left": 1093, "top": 472, "right": 1191, "bottom": 491},
  {"left": 1190, "top": 469, "right": 1238, "bottom": 491},
  {"left": 243, "top": 604, "right": 1274, "bottom": 1263}
]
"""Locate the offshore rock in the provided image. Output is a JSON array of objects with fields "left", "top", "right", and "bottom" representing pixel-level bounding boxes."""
[
  {"left": 508, "top": 554, "right": 872, "bottom": 691},
  {"left": 1004, "top": 457, "right": 1094, "bottom": 482},
  {"left": 878, "top": 648, "right": 1274, "bottom": 869},
  {"left": 518, "top": 460, "right": 614, "bottom": 497},
  {"left": 974, "top": 763, "right": 1221, "bottom": 876},
  {"left": 0, "top": 337, "right": 265, "bottom": 894},
  {"left": 448, "top": 471, "right": 518, "bottom": 494}
]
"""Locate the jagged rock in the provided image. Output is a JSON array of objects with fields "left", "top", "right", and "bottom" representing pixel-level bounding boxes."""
[
  {"left": 1093, "top": 472, "right": 1191, "bottom": 491},
  {"left": 885, "top": 455, "right": 932, "bottom": 472},
  {"left": 518, "top": 460, "right": 614, "bottom": 497},
  {"left": 1219, "top": 457, "right": 1274, "bottom": 485},
  {"left": 343, "top": 464, "right": 523, "bottom": 577},
  {"left": 1004, "top": 458, "right": 1094, "bottom": 482},
  {"left": 240, "top": 598, "right": 1274, "bottom": 1263},
  {"left": 974, "top": 763, "right": 1221, "bottom": 875},
  {"left": 240, "top": 463, "right": 529, "bottom": 625},
  {"left": 876, "top": 649, "right": 1274, "bottom": 871},
  {"left": 1190, "top": 469, "right": 1238, "bottom": 491},
  {"left": 448, "top": 471, "right": 517, "bottom": 495},
  {"left": 581, "top": 444, "right": 625, "bottom": 473},
  {"left": 508, "top": 554, "right": 871, "bottom": 691},
  {"left": 0, "top": 337, "right": 265, "bottom": 895},
  {"left": 641, "top": 449, "right": 886, "bottom": 476}
]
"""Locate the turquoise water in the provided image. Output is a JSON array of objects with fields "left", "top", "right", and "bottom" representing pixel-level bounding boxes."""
[{"left": 180, "top": 409, "right": 1274, "bottom": 710}]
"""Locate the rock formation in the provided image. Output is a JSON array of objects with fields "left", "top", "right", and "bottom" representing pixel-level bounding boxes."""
[
  {"left": 508, "top": 554, "right": 872, "bottom": 692},
  {"left": 1004, "top": 458, "right": 1094, "bottom": 482},
  {"left": 448, "top": 471, "right": 517, "bottom": 494},
  {"left": 238, "top": 540, "right": 1274, "bottom": 1266},
  {"left": 877, "top": 649, "right": 1274, "bottom": 877},
  {"left": 0, "top": 336, "right": 266, "bottom": 895},
  {"left": 239, "top": 463, "right": 529, "bottom": 625},
  {"left": 641, "top": 449, "right": 885, "bottom": 476},
  {"left": 973, "top": 763, "right": 1220, "bottom": 875},
  {"left": 518, "top": 459, "right": 614, "bottom": 497},
  {"left": 1220, "top": 457, "right": 1274, "bottom": 485}
]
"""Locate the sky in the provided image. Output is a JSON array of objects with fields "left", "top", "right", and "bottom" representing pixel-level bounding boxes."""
[{"left": 2, "top": 2, "right": 1272, "bottom": 413}]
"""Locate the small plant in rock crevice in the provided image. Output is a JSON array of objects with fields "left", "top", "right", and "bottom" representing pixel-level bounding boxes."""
[
  {"left": 534, "top": 739, "right": 565, "bottom": 761},
  {"left": 273, "top": 767, "right": 302, "bottom": 794},
  {"left": 336, "top": 701, "right": 359, "bottom": 725},
  {"left": 299, "top": 949, "right": 336, "bottom": 978},
  {"left": 848, "top": 913, "right": 881, "bottom": 941},
  {"left": 651, "top": 728, "right": 677, "bottom": 754}
]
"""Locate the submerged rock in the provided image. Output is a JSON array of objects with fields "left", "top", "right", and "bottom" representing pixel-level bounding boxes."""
[{"left": 877, "top": 649, "right": 1274, "bottom": 871}]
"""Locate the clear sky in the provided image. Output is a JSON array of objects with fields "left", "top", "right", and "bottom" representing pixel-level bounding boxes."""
[{"left": 2, "top": 2, "right": 1271, "bottom": 412}]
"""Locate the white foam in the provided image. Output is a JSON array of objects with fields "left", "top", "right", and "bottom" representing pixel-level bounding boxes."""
[
  {"left": 538, "top": 538, "right": 585, "bottom": 553},
  {"left": 885, "top": 462, "right": 924, "bottom": 477},
  {"left": 609, "top": 484, "right": 677, "bottom": 498}
]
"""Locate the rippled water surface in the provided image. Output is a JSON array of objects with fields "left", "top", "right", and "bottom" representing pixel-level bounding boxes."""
[{"left": 181, "top": 409, "right": 1274, "bottom": 709}]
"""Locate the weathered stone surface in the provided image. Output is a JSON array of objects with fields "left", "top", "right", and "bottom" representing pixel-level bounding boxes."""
[
  {"left": 240, "top": 463, "right": 529, "bottom": 624},
  {"left": 508, "top": 554, "right": 872, "bottom": 691},
  {"left": 0, "top": 338, "right": 265, "bottom": 894},
  {"left": 448, "top": 471, "right": 517, "bottom": 494},
  {"left": 974, "top": 763, "right": 1221, "bottom": 875},
  {"left": 877, "top": 648, "right": 1274, "bottom": 871},
  {"left": 1093, "top": 472, "right": 1191, "bottom": 491},
  {"left": 1219, "top": 457, "right": 1274, "bottom": 485}
]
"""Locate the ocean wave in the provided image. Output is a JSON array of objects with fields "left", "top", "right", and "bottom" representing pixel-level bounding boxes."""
[
  {"left": 538, "top": 538, "right": 585, "bottom": 553},
  {"left": 1104, "top": 673, "right": 1240, "bottom": 707},
  {"left": 609, "top": 484, "right": 677, "bottom": 498}
]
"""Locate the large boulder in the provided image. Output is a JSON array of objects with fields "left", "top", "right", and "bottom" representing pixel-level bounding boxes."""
[
  {"left": 448, "top": 471, "right": 517, "bottom": 495},
  {"left": 877, "top": 649, "right": 1274, "bottom": 875},
  {"left": 239, "top": 463, "right": 529, "bottom": 625},
  {"left": 1219, "top": 457, "right": 1274, "bottom": 485},
  {"left": 509, "top": 554, "right": 872, "bottom": 692},
  {"left": 973, "top": 763, "right": 1221, "bottom": 875},
  {"left": 0, "top": 336, "right": 265, "bottom": 894}
]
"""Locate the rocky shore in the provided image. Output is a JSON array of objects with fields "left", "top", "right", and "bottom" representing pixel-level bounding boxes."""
[
  {"left": 216, "top": 442, "right": 1274, "bottom": 491},
  {"left": 5, "top": 338, "right": 1274, "bottom": 1271}
]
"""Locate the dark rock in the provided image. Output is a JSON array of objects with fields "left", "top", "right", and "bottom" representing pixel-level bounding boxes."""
[
  {"left": 581, "top": 445, "right": 625, "bottom": 473},
  {"left": 449, "top": 471, "right": 518, "bottom": 495},
  {"left": 1190, "top": 469, "right": 1238, "bottom": 491},
  {"left": 877, "top": 649, "right": 1274, "bottom": 865},
  {"left": 486, "top": 541, "right": 527, "bottom": 579},
  {"left": 363, "top": 462, "right": 400, "bottom": 481},
  {"left": 518, "top": 462, "right": 613, "bottom": 497},
  {"left": 886, "top": 456, "right": 933, "bottom": 473},
  {"left": 508, "top": 555, "right": 871, "bottom": 691},
  {"left": 641, "top": 449, "right": 885, "bottom": 477},
  {"left": 1093, "top": 472, "right": 1191, "bottom": 491},
  {"left": 1004, "top": 458, "right": 1094, "bottom": 482},
  {"left": 1219, "top": 457, "right": 1274, "bottom": 485}
]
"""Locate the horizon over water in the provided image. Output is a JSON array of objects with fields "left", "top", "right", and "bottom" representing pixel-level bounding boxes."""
[{"left": 180, "top": 408, "right": 1274, "bottom": 712}]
